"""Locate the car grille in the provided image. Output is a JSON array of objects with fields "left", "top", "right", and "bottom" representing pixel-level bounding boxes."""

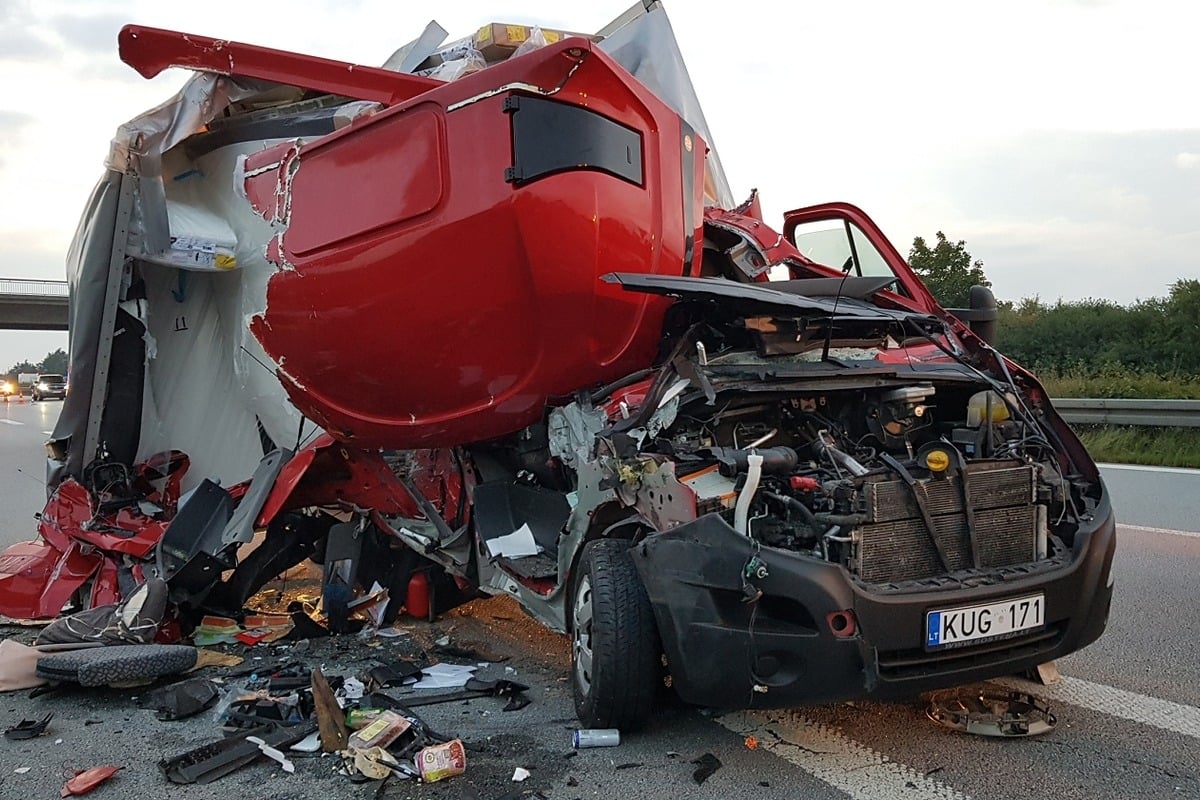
[
  {"left": 856, "top": 461, "right": 1038, "bottom": 583},
  {"left": 876, "top": 621, "right": 1067, "bottom": 680}
]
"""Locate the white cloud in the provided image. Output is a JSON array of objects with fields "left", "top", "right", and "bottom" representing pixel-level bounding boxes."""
[{"left": 0, "top": 0, "right": 1194, "bottom": 362}]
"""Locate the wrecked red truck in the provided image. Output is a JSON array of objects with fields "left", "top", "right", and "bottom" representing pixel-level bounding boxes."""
[{"left": 0, "top": 3, "right": 1114, "bottom": 730}]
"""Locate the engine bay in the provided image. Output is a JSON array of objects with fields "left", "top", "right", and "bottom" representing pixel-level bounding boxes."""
[{"left": 544, "top": 367, "right": 1098, "bottom": 589}]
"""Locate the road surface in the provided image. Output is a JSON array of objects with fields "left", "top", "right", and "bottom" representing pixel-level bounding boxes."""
[{"left": 0, "top": 400, "right": 1196, "bottom": 798}]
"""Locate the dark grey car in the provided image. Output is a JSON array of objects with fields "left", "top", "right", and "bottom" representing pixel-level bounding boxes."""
[{"left": 32, "top": 374, "right": 67, "bottom": 401}]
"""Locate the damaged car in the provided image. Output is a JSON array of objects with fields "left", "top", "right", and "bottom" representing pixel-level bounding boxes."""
[{"left": 0, "top": 2, "right": 1113, "bottom": 731}]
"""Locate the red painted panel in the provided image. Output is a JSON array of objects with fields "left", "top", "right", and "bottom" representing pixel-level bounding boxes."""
[
  {"left": 285, "top": 105, "right": 445, "bottom": 256},
  {"left": 250, "top": 40, "right": 704, "bottom": 448},
  {"left": 0, "top": 540, "right": 62, "bottom": 619},
  {"left": 36, "top": 542, "right": 100, "bottom": 619},
  {"left": 118, "top": 25, "right": 441, "bottom": 106}
]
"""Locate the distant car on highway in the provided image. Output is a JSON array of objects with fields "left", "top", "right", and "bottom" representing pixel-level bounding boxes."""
[
  {"left": 0, "top": 378, "right": 13, "bottom": 399},
  {"left": 31, "top": 374, "right": 67, "bottom": 401}
]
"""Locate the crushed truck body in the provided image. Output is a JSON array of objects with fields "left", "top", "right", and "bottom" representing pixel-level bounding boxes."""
[{"left": 0, "top": 2, "right": 1114, "bottom": 730}]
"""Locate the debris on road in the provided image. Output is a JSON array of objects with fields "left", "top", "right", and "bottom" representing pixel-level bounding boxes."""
[
  {"left": 927, "top": 688, "right": 1058, "bottom": 737},
  {"left": 139, "top": 677, "right": 218, "bottom": 720},
  {"left": 35, "top": 644, "right": 199, "bottom": 687},
  {"left": 311, "top": 667, "right": 349, "bottom": 752},
  {"left": 60, "top": 765, "right": 121, "bottom": 797},
  {"left": 4, "top": 712, "right": 53, "bottom": 740},
  {"left": 0, "top": 639, "right": 45, "bottom": 691},
  {"left": 416, "top": 739, "right": 467, "bottom": 783},
  {"left": 691, "top": 752, "right": 723, "bottom": 784},
  {"left": 572, "top": 728, "right": 620, "bottom": 748}
]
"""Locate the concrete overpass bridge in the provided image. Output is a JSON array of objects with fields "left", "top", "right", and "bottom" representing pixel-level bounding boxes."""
[{"left": 0, "top": 278, "right": 69, "bottom": 331}]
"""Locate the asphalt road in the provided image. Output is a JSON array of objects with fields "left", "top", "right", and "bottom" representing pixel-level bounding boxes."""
[
  {"left": 0, "top": 401, "right": 1197, "bottom": 799},
  {"left": 0, "top": 396, "right": 57, "bottom": 532}
]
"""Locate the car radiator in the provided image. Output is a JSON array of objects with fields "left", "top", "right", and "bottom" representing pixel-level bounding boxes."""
[{"left": 855, "top": 461, "right": 1039, "bottom": 583}]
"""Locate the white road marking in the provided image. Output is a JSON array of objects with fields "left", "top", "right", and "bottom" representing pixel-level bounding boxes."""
[
  {"left": 0, "top": 419, "right": 23, "bottom": 425},
  {"left": 994, "top": 676, "right": 1200, "bottom": 739},
  {"left": 42, "top": 431, "right": 53, "bottom": 435},
  {"left": 719, "top": 709, "right": 968, "bottom": 800},
  {"left": 1118, "top": 523, "right": 1200, "bottom": 539},
  {"left": 1098, "top": 462, "right": 1200, "bottom": 476}
]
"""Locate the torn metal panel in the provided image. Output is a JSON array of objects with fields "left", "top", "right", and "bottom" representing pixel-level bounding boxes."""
[
  {"left": 381, "top": 20, "right": 449, "bottom": 73},
  {"left": 598, "top": 2, "right": 733, "bottom": 208},
  {"left": 118, "top": 25, "right": 444, "bottom": 105}
]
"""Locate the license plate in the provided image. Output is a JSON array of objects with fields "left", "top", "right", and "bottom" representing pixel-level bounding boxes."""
[{"left": 925, "top": 593, "right": 1044, "bottom": 649}]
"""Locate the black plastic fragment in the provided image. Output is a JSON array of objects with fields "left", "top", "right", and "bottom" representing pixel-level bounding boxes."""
[
  {"left": 283, "top": 609, "right": 330, "bottom": 640},
  {"left": 363, "top": 660, "right": 422, "bottom": 691},
  {"left": 398, "top": 677, "right": 531, "bottom": 709},
  {"left": 4, "top": 713, "right": 52, "bottom": 740},
  {"left": 159, "top": 722, "right": 315, "bottom": 784},
  {"left": 691, "top": 752, "right": 722, "bottom": 784},
  {"left": 140, "top": 677, "right": 219, "bottom": 721}
]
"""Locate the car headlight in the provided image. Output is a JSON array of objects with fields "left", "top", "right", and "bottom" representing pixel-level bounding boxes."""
[
  {"left": 1, "top": 382, "right": 11, "bottom": 394},
  {"left": 37, "top": 382, "right": 48, "bottom": 391}
]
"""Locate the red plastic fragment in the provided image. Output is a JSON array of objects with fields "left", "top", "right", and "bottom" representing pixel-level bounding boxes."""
[{"left": 61, "top": 765, "right": 121, "bottom": 797}]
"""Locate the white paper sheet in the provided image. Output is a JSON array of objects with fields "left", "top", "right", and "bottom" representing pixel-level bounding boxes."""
[
  {"left": 484, "top": 523, "right": 539, "bottom": 559},
  {"left": 411, "top": 662, "right": 477, "bottom": 690}
]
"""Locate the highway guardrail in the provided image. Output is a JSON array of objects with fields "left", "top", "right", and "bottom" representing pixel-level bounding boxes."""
[{"left": 1052, "top": 398, "right": 1200, "bottom": 428}]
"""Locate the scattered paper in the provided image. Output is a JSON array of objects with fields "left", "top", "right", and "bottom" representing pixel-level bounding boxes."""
[
  {"left": 341, "top": 677, "right": 365, "bottom": 700},
  {"left": 375, "top": 626, "right": 409, "bottom": 639},
  {"left": 348, "top": 582, "right": 390, "bottom": 628},
  {"left": 14, "top": 767, "right": 30, "bottom": 774},
  {"left": 289, "top": 731, "right": 322, "bottom": 753},
  {"left": 411, "top": 663, "right": 477, "bottom": 690},
  {"left": 512, "top": 767, "right": 531, "bottom": 782},
  {"left": 485, "top": 523, "right": 539, "bottom": 558},
  {"left": 190, "top": 650, "right": 244, "bottom": 670}
]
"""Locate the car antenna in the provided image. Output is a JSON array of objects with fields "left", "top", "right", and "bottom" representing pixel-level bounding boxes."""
[
  {"left": 822, "top": 221, "right": 858, "bottom": 363},
  {"left": 14, "top": 467, "right": 44, "bottom": 487},
  {"left": 235, "top": 344, "right": 310, "bottom": 451}
]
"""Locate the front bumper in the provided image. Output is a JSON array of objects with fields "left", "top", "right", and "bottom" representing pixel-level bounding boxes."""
[{"left": 630, "top": 498, "right": 1115, "bottom": 710}]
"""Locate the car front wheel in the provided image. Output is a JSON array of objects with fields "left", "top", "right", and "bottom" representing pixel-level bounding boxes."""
[{"left": 572, "top": 538, "right": 660, "bottom": 730}]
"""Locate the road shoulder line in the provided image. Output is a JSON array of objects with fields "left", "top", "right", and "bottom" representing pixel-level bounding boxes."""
[{"left": 719, "top": 709, "right": 968, "bottom": 800}]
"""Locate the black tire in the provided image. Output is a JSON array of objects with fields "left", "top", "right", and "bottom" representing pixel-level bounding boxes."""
[{"left": 571, "top": 538, "right": 661, "bottom": 730}]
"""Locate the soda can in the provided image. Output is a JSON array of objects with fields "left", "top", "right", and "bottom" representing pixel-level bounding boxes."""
[
  {"left": 572, "top": 728, "right": 621, "bottom": 748},
  {"left": 416, "top": 738, "right": 467, "bottom": 783}
]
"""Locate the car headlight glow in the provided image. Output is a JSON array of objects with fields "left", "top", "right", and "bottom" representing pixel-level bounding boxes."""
[{"left": 37, "top": 382, "right": 48, "bottom": 391}]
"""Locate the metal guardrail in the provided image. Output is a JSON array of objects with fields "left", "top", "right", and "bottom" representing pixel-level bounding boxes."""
[
  {"left": 0, "top": 278, "right": 69, "bottom": 297},
  {"left": 1052, "top": 398, "right": 1200, "bottom": 428}
]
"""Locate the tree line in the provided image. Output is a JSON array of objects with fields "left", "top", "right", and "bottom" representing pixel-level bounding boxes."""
[
  {"left": 6, "top": 348, "right": 68, "bottom": 378},
  {"left": 909, "top": 233, "right": 1200, "bottom": 379},
  {"left": 7, "top": 247, "right": 1198, "bottom": 385}
]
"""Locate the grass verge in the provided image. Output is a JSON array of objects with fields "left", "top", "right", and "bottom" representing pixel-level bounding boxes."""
[
  {"left": 1038, "top": 370, "right": 1200, "bottom": 399},
  {"left": 1071, "top": 425, "right": 1200, "bottom": 469}
]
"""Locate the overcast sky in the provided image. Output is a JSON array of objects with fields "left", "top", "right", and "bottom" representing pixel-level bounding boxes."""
[{"left": 0, "top": 0, "right": 1196, "bottom": 370}]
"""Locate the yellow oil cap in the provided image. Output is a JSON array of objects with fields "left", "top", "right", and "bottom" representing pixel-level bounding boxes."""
[{"left": 924, "top": 450, "right": 951, "bottom": 472}]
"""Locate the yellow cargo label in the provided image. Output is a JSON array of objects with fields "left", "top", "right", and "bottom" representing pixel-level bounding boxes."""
[
  {"left": 506, "top": 25, "right": 529, "bottom": 42},
  {"left": 475, "top": 24, "right": 492, "bottom": 43},
  {"left": 215, "top": 254, "right": 237, "bottom": 269},
  {"left": 544, "top": 31, "right": 561, "bottom": 43}
]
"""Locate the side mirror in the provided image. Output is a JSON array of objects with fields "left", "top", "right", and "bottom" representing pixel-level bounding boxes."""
[{"left": 947, "top": 285, "right": 997, "bottom": 345}]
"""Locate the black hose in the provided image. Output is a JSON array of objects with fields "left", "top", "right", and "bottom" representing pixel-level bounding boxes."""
[
  {"left": 763, "top": 491, "right": 833, "bottom": 534},
  {"left": 707, "top": 446, "right": 799, "bottom": 476}
]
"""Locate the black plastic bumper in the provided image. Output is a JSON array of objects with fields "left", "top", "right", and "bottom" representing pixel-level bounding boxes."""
[{"left": 630, "top": 498, "right": 1115, "bottom": 710}]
